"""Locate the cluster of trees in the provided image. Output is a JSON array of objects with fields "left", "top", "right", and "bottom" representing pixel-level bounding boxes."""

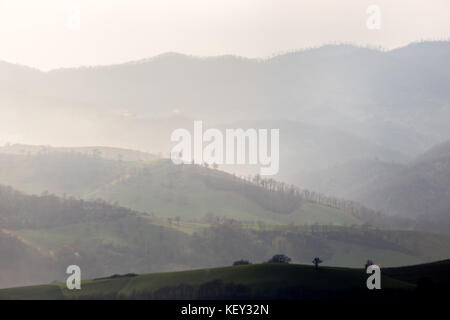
[
  {"left": 233, "top": 254, "right": 324, "bottom": 269},
  {"left": 234, "top": 255, "right": 375, "bottom": 271},
  {"left": 232, "top": 255, "right": 292, "bottom": 267},
  {"left": 268, "top": 254, "right": 292, "bottom": 264},
  {"left": 232, "top": 260, "right": 251, "bottom": 266},
  {"left": 0, "top": 184, "right": 137, "bottom": 229}
]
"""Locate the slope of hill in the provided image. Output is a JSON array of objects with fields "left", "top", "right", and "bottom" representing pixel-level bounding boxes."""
[
  {"left": 413, "top": 140, "right": 450, "bottom": 164},
  {"left": 0, "top": 146, "right": 443, "bottom": 231},
  {"left": 0, "top": 149, "right": 371, "bottom": 226},
  {"left": 351, "top": 143, "right": 450, "bottom": 233},
  {"left": 357, "top": 156, "right": 450, "bottom": 219},
  {"left": 384, "top": 259, "right": 450, "bottom": 287},
  {"left": 0, "top": 184, "right": 192, "bottom": 288},
  {"left": 296, "top": 140, "right": 450, "bottom": 233},
  {"left": 0, "top": 229, "right": 57, "bottom": 289},
  {"left": 294, "top": 159, "right": 403, "bottom": 200},
  {"left": 3, "top": 43, "right": 450, "bottom": 185},
  {"left": 87, "top": 159, "right": 365, "bottom": 225},
  {"left": 4, "top": 261, "right": 447, "bottom": 300},
  {"left": 2, "top": 183, "right": 450, "bottom": 289},
  {"left": 0, "top": 152, "right": 134, "bottom": 197},
  {"left": 218, "top": 120, "right": 407, "bottom": 181},
  {"left": 0, "top": 184, "right": 141, "bottom": 229}
]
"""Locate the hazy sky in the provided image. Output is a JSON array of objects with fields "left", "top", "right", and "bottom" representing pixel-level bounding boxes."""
[{"left": 0, "top": 0, "right": 449, "bottom": 70}]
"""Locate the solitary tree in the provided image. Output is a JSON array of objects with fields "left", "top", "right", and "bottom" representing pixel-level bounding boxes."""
[
  {"left": 312, "top": 257, "right": 323, "bottom": 270},
  {"left": 268, "top": 254, "right": 291, "bottom": 264}
]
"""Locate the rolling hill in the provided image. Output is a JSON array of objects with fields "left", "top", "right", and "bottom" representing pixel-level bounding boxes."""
[
  {"left": 297, "top": 141, "right": 450, "bottom": 233},
  {"left": 299, "top": 159, "right": 403, "bottom": 201},
  {"left": 216, "top": 120, "right": 407, "bottom": 181},
  {"left": 2, "top": 182, "right": 450, "bottom": 289},
  {"left": 2, "top": 43, "right": 450, "bottom": 190},
  {"left": 3, "top": 261, "right": 449, "bottom": 300},
  {"left": 1, "top": 41, "right": 449, "bottom": 292},
  {"left": 357, "top": 153, "right": 450, "bottom": 220},
  {"left": 0, "top": 147, "right": 373, "bottom": 226},
  {"left": 0, "top": 144, "right": 446, "bottom": 232},
  {"left": 0, "top": 229, "right": 58, "bottom": 289},
  {"left": 2, "top": 42, "right": 450, "bottom": 161}
]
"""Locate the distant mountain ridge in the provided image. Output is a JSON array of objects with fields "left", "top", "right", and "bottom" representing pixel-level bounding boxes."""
[
  {"left": 1, "top": 42, "right": 450, "bottom": 156},
  {"left": 1, "top": 41, "right": 449, "bottom": 293}
]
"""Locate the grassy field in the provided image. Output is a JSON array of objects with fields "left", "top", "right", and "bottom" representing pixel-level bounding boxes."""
[
  {"left": 0, "top": 262, "right": 419, "bottom": 300},
  {"left": 1, "top": 152, "right": 449, "bottom": 293},
  {"left": 0, "top": 152, "right": 367, "bottom": 226},
  {"left": 87, "top": 161, "right": 363, "bottom": 226},
  {"left": 12, "top": 215, "right": 450, "bottom": 278}
]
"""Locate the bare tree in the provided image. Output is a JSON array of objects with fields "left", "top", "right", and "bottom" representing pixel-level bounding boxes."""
[{"left": 312, "top": 257, "right": 323, "bottom": 270}]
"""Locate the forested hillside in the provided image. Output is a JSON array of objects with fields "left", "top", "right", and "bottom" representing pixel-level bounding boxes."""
[
  {"left": 0, "top": 149, "right": 386, "bottom": 226},
  {"left": 2, "top": 183, "right": 450, "bottom": 289}
]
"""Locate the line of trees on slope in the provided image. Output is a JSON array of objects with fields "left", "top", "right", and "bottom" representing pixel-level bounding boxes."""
[
  {"left": 238, "top": 173, "right": 411, "bottom": 228},
  {"left": 0, "top": 184, "right": 137, "bottom": 229}
]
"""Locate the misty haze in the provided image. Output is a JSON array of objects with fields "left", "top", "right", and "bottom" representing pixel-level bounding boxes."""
[{"left": 0, "top": 0, "right": 449, "bottom": 305}]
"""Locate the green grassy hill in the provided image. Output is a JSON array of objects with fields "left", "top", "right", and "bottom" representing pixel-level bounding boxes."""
[
  {"left": 88, "top": 159, "right": 363, "bottom": 225},
  {"left": 1, "top": 147, "right": 449, "bottom": 291},
  {"left": 0, "top": 262, "right": 419, "bottom": 300},
  {"left": 384, "top": 259, "right": 450, "bottom": 286},
  {"left": 2, "top": 183, "right": 450, "bottom": 289},
  {"left": 0, "top": 149, "right": 369, "bottom": 226}
]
